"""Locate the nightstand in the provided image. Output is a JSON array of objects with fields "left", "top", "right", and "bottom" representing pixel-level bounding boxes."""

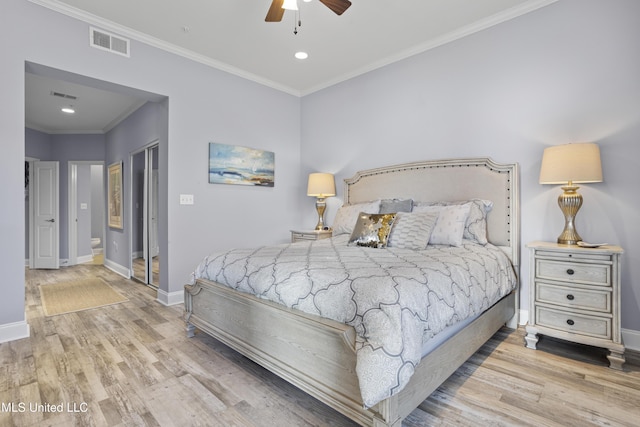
[
  {"left": 290, "top": 229, "right": 333, "bottom": 243},
  {"left": 525, "top": 241, "right": 625, "bottom": 369}
]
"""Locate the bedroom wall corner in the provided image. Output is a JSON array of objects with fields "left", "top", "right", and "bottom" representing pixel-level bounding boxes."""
[{"left": 300, "top": 0, "right": 640, "bottom": 333}]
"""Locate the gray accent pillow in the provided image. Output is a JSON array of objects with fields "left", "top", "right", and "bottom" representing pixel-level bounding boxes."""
[{"left": 379, "top": 198, "right": 413, "bottom": 214}]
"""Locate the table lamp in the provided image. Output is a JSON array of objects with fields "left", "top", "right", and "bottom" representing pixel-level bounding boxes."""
[
  {"left": 539, "top": 142, "right": 603, "bottom": 245},
  {"left": 307, "top": 173, "right": 336, "bottom": 231}
]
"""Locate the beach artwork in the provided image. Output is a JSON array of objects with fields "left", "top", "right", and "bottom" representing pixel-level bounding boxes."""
[{"left": 208, "top": 143, "right": 275, "bottom": 187}]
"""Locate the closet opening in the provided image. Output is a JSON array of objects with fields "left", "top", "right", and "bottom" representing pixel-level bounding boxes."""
[{"left": 130, "top": 143, "right": 160, "bottom": 288}]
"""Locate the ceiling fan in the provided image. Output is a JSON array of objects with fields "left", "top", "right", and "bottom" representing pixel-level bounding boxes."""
[{"left": 265, "top": 0, "right": 352, "bottom": 22}]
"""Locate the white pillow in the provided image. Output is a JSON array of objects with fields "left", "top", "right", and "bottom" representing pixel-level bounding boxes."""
[
  {"left": 332, "top": 200, "right": 381, "bottom": 235},
  {"left": 387, "top": 211, "right": 439, "bottom": 250},
  {"left": 414, "top": 199, "right": 492, "bottom": 244},
  {"left": 413, "top": 203, "right": 472, "bottom": 246}
]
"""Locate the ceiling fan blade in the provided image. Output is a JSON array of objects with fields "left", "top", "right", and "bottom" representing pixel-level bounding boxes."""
[
  {"left": 319, "top": 0, "right": 352, "bottom": 15},
  {"left": 265, "top": 0, "right": 285, "bottom": 22}
]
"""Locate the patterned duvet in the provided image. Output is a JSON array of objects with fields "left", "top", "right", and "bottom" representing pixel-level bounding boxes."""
[{"left": 191, "top": 234, "right": 517, "bottom": 408}]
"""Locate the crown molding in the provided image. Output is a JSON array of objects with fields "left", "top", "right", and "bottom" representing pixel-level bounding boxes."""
[
  {"left": 27, "top": 0, "right": 302, "bottom": 97},
  {"left": 300, "top": 0, "right": 558, "bottom": 95},
  {"left": 29, "top": 0, "right": 557, "bottom": 98}
]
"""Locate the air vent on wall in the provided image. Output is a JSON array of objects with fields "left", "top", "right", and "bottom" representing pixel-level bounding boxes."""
[
  {"left": 90, "top": 27, "right": 130, "bottom": 57},
  {"left": 50, "top": 91, "right": 77, "bottom": 100}
]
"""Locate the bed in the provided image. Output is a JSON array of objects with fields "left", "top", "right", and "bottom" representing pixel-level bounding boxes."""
[{"left": 184, "top": 157, "right": 520, "bottom": 426}]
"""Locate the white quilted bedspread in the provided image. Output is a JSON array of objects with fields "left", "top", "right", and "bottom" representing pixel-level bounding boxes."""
[{"left": 191, "top": 235, "right": 516, "bottom": 407}]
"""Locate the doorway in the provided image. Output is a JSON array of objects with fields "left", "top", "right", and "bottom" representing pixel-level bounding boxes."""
[
  {"left": 68, "top": 161, "right": 105, "bottom": 266},
  {"left": 130, "top": 143, "right": 160, "bottom": 287}
]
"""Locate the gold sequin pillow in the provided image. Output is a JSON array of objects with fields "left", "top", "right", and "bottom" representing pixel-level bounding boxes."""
[{"left": 348, "top": 213, "right": 397, "bottom": 248}]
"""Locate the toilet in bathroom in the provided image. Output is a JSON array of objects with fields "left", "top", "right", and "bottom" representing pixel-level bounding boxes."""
[{"left": 91, "top": 237, "right": 102, "bottom": 254}]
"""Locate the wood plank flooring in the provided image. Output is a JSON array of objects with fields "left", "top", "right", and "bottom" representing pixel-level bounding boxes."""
[{"left": 1, "top": 263, "right": 638, "bottom": 426}]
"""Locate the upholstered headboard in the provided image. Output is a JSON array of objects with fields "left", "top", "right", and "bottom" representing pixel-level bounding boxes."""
[{"left": 344, "top": 158, "right": 520, "bottom": 271}]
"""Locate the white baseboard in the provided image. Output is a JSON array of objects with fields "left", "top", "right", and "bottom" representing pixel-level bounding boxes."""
[
  {"left": 0, "top": 319, "right": 30, "bottom": 344},
  {"left": 25, "top": 258, "right": 70, "bottom": 267},
  {"left": 622, "top": 329, "right": 640, "bottom": 352},
  {"left": 518, "top": 309, "right": 529, "bottom": 326},
  {"left": 77, "top": 254, "right": 94, "bottom": 264},
  {"left": 157, "top": 289, "right": 183, "bottom": 306},
  {"left": 104, "top": 259, "right": 130, "bottom": 278}
]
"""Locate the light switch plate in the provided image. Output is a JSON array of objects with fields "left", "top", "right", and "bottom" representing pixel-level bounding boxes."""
[{"left": 179, "top": 194, "right": 194, "bottom": 205}]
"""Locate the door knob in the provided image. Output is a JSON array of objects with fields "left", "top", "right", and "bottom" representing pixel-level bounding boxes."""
[{"left": 45, "top": 219, "right": 55, "bottom": 223}]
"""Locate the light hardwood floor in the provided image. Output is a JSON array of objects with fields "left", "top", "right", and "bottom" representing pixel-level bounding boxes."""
[{"left": 1, "top": 264, "right": 638, "bottom": 426}]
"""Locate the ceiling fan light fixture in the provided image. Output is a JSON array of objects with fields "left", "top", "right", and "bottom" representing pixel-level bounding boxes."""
[
  {"left": 294, "top": 51, "right": 308, "bottom": 60},
  {"left": 282, "top": 0, "right": 298, "bottom": 11}
]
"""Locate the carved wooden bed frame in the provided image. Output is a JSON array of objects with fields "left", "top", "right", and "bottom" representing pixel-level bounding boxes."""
[{"left": 184, "top": 158, "right": 520, "bottom": 427}]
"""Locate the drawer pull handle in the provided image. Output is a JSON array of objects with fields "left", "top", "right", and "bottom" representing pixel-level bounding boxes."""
[
  {"left": 566, "top": 268, "right": 575, "bottom": 275},
  {"left": 566, "top": 294, "right": 575, "bottom": 300},
  {"left": 566, "top": 319, "right": 575, "bottom": 326}
]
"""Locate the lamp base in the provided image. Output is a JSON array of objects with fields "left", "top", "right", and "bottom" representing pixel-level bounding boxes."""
[
  {"left": 314, "top": 197, "right": 327, "bottom": 231},
  {"left": 556, "top": 185, "right": 583, "bottom": 245}
]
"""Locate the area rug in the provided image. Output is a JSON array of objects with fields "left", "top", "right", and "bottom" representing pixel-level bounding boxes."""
[{"left": 40, "top": 278, "right": 128, "bottom": 316}]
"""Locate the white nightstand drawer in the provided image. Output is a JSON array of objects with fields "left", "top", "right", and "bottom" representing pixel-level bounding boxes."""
[
  {"left": 535, "top": 250, "right": 612, "bottom": 262},
  {"left": 536, "top": 259, "right": 610, "bottom": 286},
  {"left": 536, "top": 306, "right": 611, "bottom": 340},
  {"left": 536, "top": 282, "right": 611, "bottom": 312},
  {"left": 290, "top": 230, "right": 332, "bottom": 243},
  {"left": 292, "top": 232, "right": 317, "bottom": 241}
]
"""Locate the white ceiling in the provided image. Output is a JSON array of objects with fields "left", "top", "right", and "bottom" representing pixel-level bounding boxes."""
[
  {"left": 26, "top": 0, "right": 557, "bottom": 134},
  {"left": 25, "top": 72, "right": 147, "bottom": 134}
]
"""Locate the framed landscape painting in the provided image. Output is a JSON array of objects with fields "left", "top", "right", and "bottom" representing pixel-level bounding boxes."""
[
  {"left": 208, "top": 143, "right": 274, "bottom": 187},
  {"left": 108, "top": 161, "right": 123, "bottom": 229}
]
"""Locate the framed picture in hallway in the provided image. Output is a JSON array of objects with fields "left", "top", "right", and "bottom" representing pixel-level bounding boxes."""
[{"left": 108, "top": 161, "right": 123, "bottom": 229}]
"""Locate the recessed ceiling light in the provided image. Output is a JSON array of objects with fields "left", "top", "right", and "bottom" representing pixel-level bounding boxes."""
[
  {"left": 294, "top": 51, "right": 308, "bottom": 60},
  {"left": 61, "top": 107, "right": 75, "bottom": 114}
]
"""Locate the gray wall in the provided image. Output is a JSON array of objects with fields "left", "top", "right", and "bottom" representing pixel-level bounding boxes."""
[
  {"left": 1, "top": 0, "right": 301, "bottom": 336},
  {"left": 301, "top": 0, "right": 640, "bottom": 332},
  {"left": 104, "top": 102, "right": 166, "bottom": 271},
  {"left": 4, "top": 0, "right": 638, "bottom": 343}
]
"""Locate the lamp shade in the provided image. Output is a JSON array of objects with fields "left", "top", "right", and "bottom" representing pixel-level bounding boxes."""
[
  {"left": 307, "top": 173, "right": 336, "bottom": 197},
  {"left": 539, "top": 143, "right": 603, "bottom": 185}
]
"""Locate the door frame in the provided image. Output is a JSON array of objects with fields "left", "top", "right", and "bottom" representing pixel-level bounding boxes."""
[
  {"left": 129, "top": 140, "right": 159, "bottom": 287},
  {"left": 26, "top": 156, "right": 37, "bottom": 268}
]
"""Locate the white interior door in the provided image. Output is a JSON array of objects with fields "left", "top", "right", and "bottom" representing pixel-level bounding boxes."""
[{"left": 32, "top": 161, "right": 59, "bottom": 269}]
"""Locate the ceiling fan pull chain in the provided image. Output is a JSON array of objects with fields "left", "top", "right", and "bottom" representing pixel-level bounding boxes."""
[{"left": 293, "top": 10, "right": 300, "bottom": 35}]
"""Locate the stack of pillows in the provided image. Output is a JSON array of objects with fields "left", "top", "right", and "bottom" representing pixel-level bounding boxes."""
[{"left": 332, "top": 198, "right": 493, "bottom": 250}]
